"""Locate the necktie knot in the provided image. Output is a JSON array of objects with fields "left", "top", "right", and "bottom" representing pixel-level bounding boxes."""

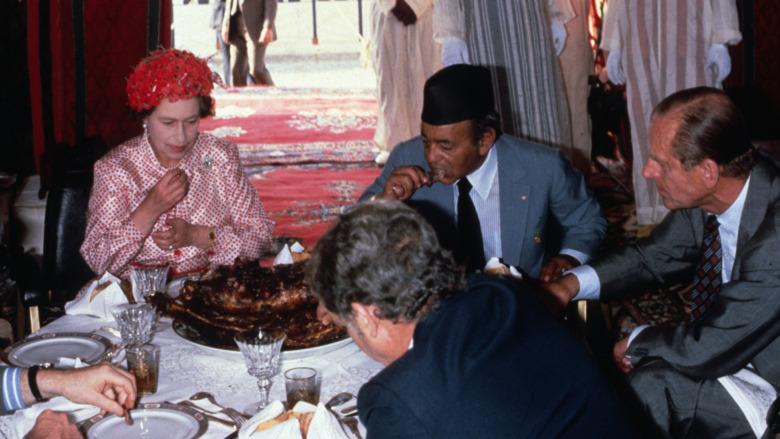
[
  {"left": 705, "top": 215, "right": 720, "bottom": 232},
  {"left": 458, "top": 177, "right": 473, "bottom": 193}
]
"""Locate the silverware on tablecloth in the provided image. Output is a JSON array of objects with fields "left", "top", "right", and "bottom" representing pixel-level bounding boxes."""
[
  {"left": 340, "top": 417, "right": 363, "bottom": 439},
  {"left": 189, "top": 391, "right": 251, "bottom": 421},
  {"left": 166, "top": 401, "right": 238, "bottom": 428},
  {"left": 326, "top": 393, "right": 363, "bottom": 439}
]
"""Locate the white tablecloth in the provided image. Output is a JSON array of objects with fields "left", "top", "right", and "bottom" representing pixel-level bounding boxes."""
[{"left": 0, "top": 315, "right": 382, "bottom": 438}]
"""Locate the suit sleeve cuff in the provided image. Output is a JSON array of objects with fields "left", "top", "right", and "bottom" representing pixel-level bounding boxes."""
[
  {"left": 569, "top": 265, "right": 601, "bottom": 300},
  {"left": 2, "top": 367, "right": 28, "bottom": 412}
]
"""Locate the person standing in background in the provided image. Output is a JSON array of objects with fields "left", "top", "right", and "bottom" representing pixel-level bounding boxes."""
[
  {"left": 211, "top": 0, "right": 231, "bottom": 86},
  {"left": 222, "top": 0, "right": 277, "bottom": 86},
  {"left": 370, "top": 0, "right": 441, "bottom": 165},
  {"left": 434, "top": 0, "right": 575, "bottom": 159},
  {"left": 601, "top": 0, "right": 741, "bottom": 225},
  {"left": 557, "top": 0, "right": 594, "bottom": 176}
]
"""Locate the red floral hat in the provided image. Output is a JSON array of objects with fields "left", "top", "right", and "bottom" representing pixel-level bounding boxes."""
[{"left": 126, "top": 48, "right": 216, "bottom": 112}]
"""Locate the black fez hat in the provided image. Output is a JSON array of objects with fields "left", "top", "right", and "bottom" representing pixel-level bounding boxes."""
[{"left": 421, "top": 64, "right": 494, "bottom": 125}]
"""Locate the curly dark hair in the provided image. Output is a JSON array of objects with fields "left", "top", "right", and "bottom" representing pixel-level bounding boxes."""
[
  {"left": 129, "top": 94, "right": 215, "bottom": 121},
  {"left": 305, "top": 200, "right": 467, "bottom": 324}
]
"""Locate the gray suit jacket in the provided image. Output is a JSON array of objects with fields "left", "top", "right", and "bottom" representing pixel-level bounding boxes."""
[
  {"left": 594, "top": 156, "right": 780, "bottom": 388},
  {"left": 359, "top": 135, "right": 606, "bottom": 278},
  {"left": 223, "top": 0, "right": 277, "bottom": 41}
]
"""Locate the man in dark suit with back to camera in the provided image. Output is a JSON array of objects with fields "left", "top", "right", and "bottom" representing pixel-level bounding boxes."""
[
  {"left": 359, "top": 64, "right": 606, "bottom": 280},
  {"left": 544, "top": 87, "right": 780, "bottom": 439},
  {"left": 306, "top": 200, "right": 636, "bottom": 438}
]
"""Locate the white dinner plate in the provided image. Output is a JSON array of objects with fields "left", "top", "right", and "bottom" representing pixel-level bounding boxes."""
[
  {"left": 1, "top": 332, "right": 112, "bottom": 367},
  {"left": 82, "top": 402, "right": 207, "bottom": 439}
]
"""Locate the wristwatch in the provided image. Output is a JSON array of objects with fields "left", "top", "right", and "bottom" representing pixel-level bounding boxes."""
[
  {"left": 207, "top": 227, "right": 216, "bottom": 248},
  {"left": 28, "top": 365, "right": 51, "bottom": 403}
]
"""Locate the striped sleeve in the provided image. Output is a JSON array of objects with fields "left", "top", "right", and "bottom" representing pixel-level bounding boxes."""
[{"left": 2, "top": 367, "right": 28, "bottom": 413}]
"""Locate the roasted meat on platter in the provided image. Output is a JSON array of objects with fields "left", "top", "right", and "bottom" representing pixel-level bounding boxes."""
[{"left": 148, "top": 259, "right": 346, "bottom": 350}]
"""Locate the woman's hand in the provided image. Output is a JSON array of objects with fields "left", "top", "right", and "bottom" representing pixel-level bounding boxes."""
[
  {"left": 152, "top": 218, "right": 212, "bottom": 251},
  {"left": 131, "top": 169, "right": 189, "bottom": 236},
  {"left": 147, "top": 169, "right": 189, "bottom": 216}
]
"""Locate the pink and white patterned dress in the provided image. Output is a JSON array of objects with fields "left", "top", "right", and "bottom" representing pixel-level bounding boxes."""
[{"left": 80, "top": 132, "right": 274, "bottom": 279}]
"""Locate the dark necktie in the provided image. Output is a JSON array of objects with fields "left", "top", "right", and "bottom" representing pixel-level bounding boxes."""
[
  {"left": 457, "top": 177, "right": 486, "bottom": 272},
  {"left": 690, "top": 215, "right": 722, "bottom": 321}
]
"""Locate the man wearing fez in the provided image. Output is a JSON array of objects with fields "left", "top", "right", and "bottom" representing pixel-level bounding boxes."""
[
  {"left": 359, "top": 64, "right": 606, "bottom": 279},
  {"left": 544, "top": 87, "right": 780, "bottom": 438},
  {"left": 306, "top": 200, "right": 635, "bottom": 438}
]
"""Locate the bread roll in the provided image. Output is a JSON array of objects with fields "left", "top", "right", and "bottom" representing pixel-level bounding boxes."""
[
  {"left": 299, "top": 411, "right": 315, "bottom": 438},
  {"left": 255, "top": 411, "right": 302, "bottom": 434}
]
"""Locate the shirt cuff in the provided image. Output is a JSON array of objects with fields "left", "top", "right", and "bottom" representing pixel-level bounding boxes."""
[
  {"left": 2, "top": 367, "right": 28, "bottom": 412},
  {"left": 569, "top": 265, "right": 600, "bottom": 300},
  {"left": 559, "top": 248, "right": 589, "bottom": 265},
  {"left": 627, "top": 325, "right": 650, "bottom": 347}
]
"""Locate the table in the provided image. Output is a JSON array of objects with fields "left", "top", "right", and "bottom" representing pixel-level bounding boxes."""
[{"left": 0, "top": 314, "right": 382, "bottom": 438}]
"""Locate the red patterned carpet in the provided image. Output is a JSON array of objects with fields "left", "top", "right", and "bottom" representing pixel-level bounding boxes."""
[
  {"left": 199, "top": 87, "right": 380, "bottom": 165},
  {"left": 200, "top": 87, "right": 382, "bottom": 248}
]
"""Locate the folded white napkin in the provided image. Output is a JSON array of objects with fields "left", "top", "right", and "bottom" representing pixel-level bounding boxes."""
[
  {"left": 290, "top": 242, "right": 305, "bottom": 253},
  {"left": 273, "top": 242, "right": 306, "bottom": 266},
  {"left": 718, "top": 368, "right": 778, "bottom": 438},
  {"left": 64, "top": 272, "right": 128, "bottom": 321},
  {"left": 14, "top": 396, "right": 100, "bottom": 438},
  {"left": 239, "top": 400, "right": 349, "bottom": 439},
  {"left": 55, "top": 357, "right": 86, "bottom": 369},
  {"left": 483, "top": 257, "right": 523, "bottom": 280},
  {"left": 274, "top": 244, "right": 294, "bottom": 266}
]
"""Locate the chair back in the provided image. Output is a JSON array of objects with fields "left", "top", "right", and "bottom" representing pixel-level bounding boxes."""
[{"left": 42, "top": 170, "right": 95, "bottom": 308}]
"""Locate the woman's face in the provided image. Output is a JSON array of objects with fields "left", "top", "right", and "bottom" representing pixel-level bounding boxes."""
[{"left": 144, "top": 97, "right": 201, "bottom": 168}]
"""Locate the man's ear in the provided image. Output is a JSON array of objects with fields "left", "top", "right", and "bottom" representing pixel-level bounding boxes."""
[
  {"left": 478, "top": 127, "right": 496, "bottom": 155},
  {"left": 699, "top": 158, "right": 721, "bottom": 188},
  {"left": 351, "top": 303, "right": 380, "bottom": 338}
]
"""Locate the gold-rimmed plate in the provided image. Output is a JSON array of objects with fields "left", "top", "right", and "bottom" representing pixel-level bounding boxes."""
[
  {"left": 1, "top": 332, "right": 112, "bottom": 367},
  {"left": 81, "top": 402, "right": 207, "bottom": 439}
]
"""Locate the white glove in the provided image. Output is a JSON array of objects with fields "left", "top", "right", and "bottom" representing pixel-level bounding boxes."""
[
  {"left": 606, "top": 50, "right": 626, "bottom": 85},
  {"left": 442, "top": 36, "right": 470, "bottom": 67},
  {"left": 551, "top": 22, "right": 567, "bottom": 56},
  {"left": 705, "top": 43, "right": 732, "bottom": 84}
]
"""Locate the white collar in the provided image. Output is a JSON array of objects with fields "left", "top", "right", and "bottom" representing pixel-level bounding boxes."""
[
  {"left": 713, "top": 173, "right": 751, "bottom": 230},
  {"left": 462, "top": 145, "right": 497, "bottom": 200}
]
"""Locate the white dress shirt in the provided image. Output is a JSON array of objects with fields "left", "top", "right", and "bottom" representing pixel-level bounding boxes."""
[{"left": 455, "top": 146, "right": 590, "bottom": 266}]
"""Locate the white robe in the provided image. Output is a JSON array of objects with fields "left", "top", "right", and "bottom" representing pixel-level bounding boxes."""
[
  {"left": 558, "top": 0, "right": 594, "bottom": 176},
  {"left": 434, "top": 0, "right": 574, "bottom": 153},
  {"left": 600, "top": 0, "right": 741, "bottom": 225},
  {"left": 371, "top": 0, "right": 442, "bottom": 151}
]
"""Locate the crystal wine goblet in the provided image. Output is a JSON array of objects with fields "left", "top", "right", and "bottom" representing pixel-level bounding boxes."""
[{"left": 234, "top": 328, "right": 286, "bottom": 414}]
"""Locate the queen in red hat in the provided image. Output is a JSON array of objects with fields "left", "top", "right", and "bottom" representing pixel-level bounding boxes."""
[{"left": 80, "top": 48, "right": 274, "bottom": 280}]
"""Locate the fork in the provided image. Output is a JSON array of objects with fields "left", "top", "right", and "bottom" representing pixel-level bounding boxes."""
[
  {"left": 340, "top": 417, "right": 364, "bottom": 439},
  {"left": 177, "top": 400, "right": 247, "bottom": 426},
  {"left": 189, "top": 391, "right": 251, "bottom": 422}
]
